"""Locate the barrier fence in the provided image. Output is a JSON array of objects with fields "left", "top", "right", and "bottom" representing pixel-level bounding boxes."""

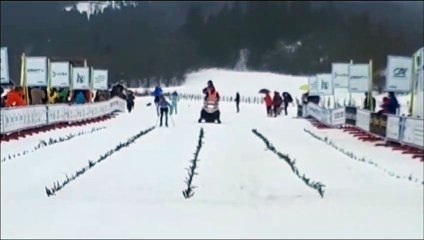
[
  {"left": 0, "top": 97, "right": 126, "bottom": 135},
  {"left": 298, "top": 104, "right": 424, "bottom": 150}
]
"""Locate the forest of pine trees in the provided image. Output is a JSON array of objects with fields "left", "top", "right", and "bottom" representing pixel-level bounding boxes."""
[{"left": 1, "top": 1, "right": 421, "bottom": 87}]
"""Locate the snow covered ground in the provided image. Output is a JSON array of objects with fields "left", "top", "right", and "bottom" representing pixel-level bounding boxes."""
[{"left": 1, "top": 69, "right": 423, "bottom": 239}]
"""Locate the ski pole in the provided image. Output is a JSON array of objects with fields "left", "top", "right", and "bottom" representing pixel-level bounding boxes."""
[{"left": 170, "top": 114, "right": 175, "bottom": 127}]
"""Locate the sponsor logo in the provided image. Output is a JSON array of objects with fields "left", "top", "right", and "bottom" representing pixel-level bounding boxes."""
[
  {"left": 76, "top": 74, "right": 85, "bottom": 84},
  {"left": 393, "top": 67, "right": 407, "bottom": 78},
  {"left": 350, "top": 75, "right": 367, "bottom": 80},
  {"left": 333, "top": 72, "right": 348, "bottom": 78},
  {"left": 52, "top": 71, "right": 68, "bottom": 78},
  {"left": 27, "top": 68, "right": 44, "bottom": 73}
]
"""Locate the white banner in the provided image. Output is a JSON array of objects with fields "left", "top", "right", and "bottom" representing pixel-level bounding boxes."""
[
  {"left": 0, "top": 105, "right": 48, "bottom": 134},
  {"left": 349, "top": 64, "right": 370, "bottom": 93},
  {"left": 1, "top": 47, "right": 10, "bottom": 84},
  {"left": 419, "top": 48, "right": 424, "bottom": 91},
  {"left": 386, "top": 56, "right": 413, "bottom": 92},
  {"left": 332, "top": 63, "right": 349, "bottom": 88},
  {"left": 331, "top": 107, "right": 345, "bottom": 126},
  {"left": 306, "top": 103, "right": 331, "bottom": 126},
  {"left": 25, "top": 57, "right": 48, "bottom": 86},
  {"left": 50, "top": 62, "right": 70, "bottom": 87},
  {"left": 72, "top": 67, "right": 90, "bottom": 90},
  {"left": 317, "top": 74, "right": 333, "bottom": 96},
  {"left": 356, "top": 109, "right": 371, "bottom": 132},
  {"left": 1, "top": 97, "right": 127, "bottom": 134},
  {"left": 92, "top": 69, "right": 108, "bottom": 90},
  {"left": 386, "top": 115, "right": 401, "bottom": 141},
  {"left": 401, "top": 117, "right": 424, "bottom": 149},
  {"left": 46, "top": 104, "right": 70, "bottom": 124},
  {"left": 308, "top": 76, "right": 319, "bottom": 96}
]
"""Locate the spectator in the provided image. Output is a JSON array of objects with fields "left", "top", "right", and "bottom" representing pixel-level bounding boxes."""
[
  {"left": 264, "top": 92, "right": 273, "bottom": 117},
  {"left": 386, "top": 91, "right": 400, "bottom": 115},
  {"left": 5, "top": 86, "right": 27, "bottom": 107},
  {"left": 126, "top": 90, "right": 135, "bottom": 113},
  {"left": 282, "top": 91, "right": 293, "bottom": 116},
  {"left": 377, "top": 97, "right": 389, "bottom": 115},
  {"left": 84, "top": 89, "right": 93, "bottom": 103},
  {"left": 48, "top": 88, "right": 59, "bottom": 104},
  {"left": 272, "top": 91, "right": 283, "bottom": 117},
  {"left": 75, "top": 90, "right": 86, "bottom": 104},
  {"left": 235, "top": 92, "right": 240, "bottom": 113},
  {"left": 57, "top": 88, "right": 69, "bottom": 103},
  {"left": 30, "top": 87, "right": 45, "bottom": 105},
  {"left": 363, "top": 92, "right": 376, "bottom": 112},
  {"left": 0, "top": 86, "right": 4, "bottom": 108}
]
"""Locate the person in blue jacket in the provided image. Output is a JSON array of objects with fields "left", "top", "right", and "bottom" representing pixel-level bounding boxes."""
[
  {"left": 152, "top": 85, "right": 163, "bottom": 115},
  {"left": 75, "top": 91, "right": 87, "bottom": 104},
  {"left": 170, "top": 91, "right": 179, "bottom": 115},
  {"left": 157, "top": 95, "right": 172, "bottom": 127}
]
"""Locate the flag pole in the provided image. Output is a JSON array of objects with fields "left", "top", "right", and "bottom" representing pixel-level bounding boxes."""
[
  {"left": 368, "top": 59, "right": 373, "bottom": 111},
  {"left": 409, "top": 53, "right": 417, "bottom": 116},
  {"left": 349, "top": 59, "right": 353, "bottom": 106}
]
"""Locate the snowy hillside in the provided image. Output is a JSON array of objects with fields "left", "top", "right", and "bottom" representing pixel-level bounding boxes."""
[
  {"left": 133, "top": 68, "right": 411, "bottom": 114},
  {"left": 1, "top": 69, "right": 423, "bottom": 239}
]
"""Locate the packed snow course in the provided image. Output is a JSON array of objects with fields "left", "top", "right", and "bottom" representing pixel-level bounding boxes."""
[{"left": 1, "top": 69, "right": 423, "bottom": 239}]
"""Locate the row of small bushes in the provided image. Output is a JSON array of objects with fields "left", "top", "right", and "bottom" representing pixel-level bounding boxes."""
[
  {"left": 252, "top": 129, "right": 325, "bottom": 198},
  {"left": 1, "top": 127, "right": 106, "bottom": 163},
  {"left": 303, "top": 128, "right": 423, "bottom": 185},
  {"left": 182, "top": 128, "right": 205, "bottom": 199},
  {"left": 45, "top": 126, "right": 156, "bottom": 197}
]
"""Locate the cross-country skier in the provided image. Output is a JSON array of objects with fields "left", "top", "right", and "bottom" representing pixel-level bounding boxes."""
[
  {"left": 152, "top": 85, "right": 163, "bottom": 115},
  {"left": 170, "top": 91, "right": 179, "bottom": 115},
  {"left": 157, "top": 95, "right": 172, "bottom": 127}
]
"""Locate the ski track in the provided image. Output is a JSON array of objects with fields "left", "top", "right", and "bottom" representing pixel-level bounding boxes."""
[{"left": 1, "top": 96, "right": 423, "bottom": 239}]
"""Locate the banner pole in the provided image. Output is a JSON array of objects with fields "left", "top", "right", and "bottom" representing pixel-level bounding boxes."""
[
  {"left": 349, "top": 59, "right": 353, "bottom": 106},
  {"left": 409, "top": 53, "right": 416, "bottom": 116},
  {"left": 47, "top": 58, "right": 51, "bottom": 104},
  {"left": 20, "top": 53, "right": 30, "bottom": 104},
  {"left": 368, "top": 59, "right": 373, "bottom": 112}
]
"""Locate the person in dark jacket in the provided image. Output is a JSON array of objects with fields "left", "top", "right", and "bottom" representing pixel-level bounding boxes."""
[
  {"left": 302, "top": 91, "right": 320, "bottom": 105},
  {"left": 282, "top": 91, "right": 293, "bottom": 116},
  {"left": 272, "top": 91, "right": 283, "bottom": 117},
  {"left": 126, "top": 91, "right": 135, "bottom": 113},
  {"left": 235, "top": 92, "right": 240, "bottom": 113},
  {"left": 363, "top": 92, "right": 376, "bottom": 112},
  {"left": 386, "top": 91, "right": 400, "bottom": 115},
  {"left": 157, "top": 95, "right": 172, "bottom": 127}
]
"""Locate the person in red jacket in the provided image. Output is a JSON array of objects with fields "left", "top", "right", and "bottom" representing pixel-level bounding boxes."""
[
  {"left": 264, "top": 92, "right": 272, "bottom": 116},
  {"left": 377, "top": 97, "right": 389, "bottom": 115},
  {"left": 5, "top": 86, "right": 27, "bottom": 107}
]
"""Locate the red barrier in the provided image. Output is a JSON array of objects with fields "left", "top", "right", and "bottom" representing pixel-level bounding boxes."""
[{"left": 0, "top": 114, "right": 113, "bottom": 143}]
